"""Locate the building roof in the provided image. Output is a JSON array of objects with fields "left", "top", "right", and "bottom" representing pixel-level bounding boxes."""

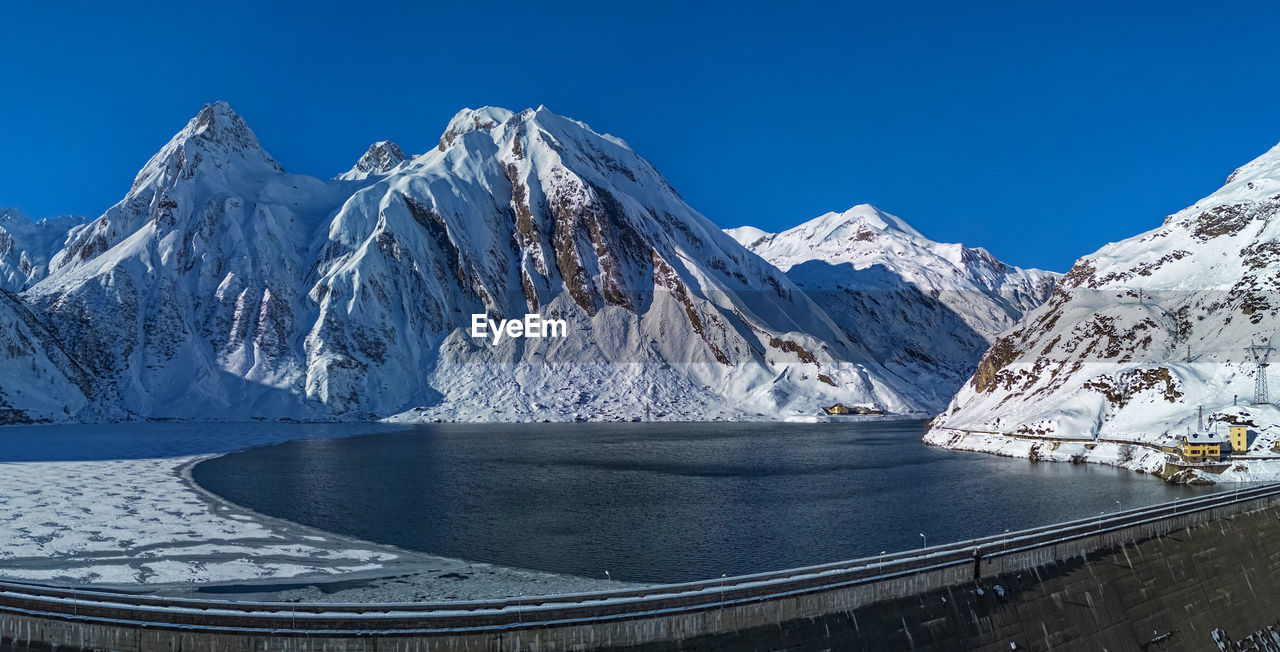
[{"left": 1181, "top": 431, "right": 1224, "bottom": 444}]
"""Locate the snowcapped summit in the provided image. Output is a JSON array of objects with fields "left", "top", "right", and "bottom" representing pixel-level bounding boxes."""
[
  {"left": 762, "top": 204, "right": 927, "bottom": 248},
  {"left": 1223, "top": 140, "right": 1280, "bottom": 188},
  {"left": 437, "top": 107, "right": 516, "bottom": 150},
  {"left": 26, "top": 102, "right": 346, "bottom": 418},
  {"left": 191, "top": 101, "right": 270, "bottom": 150},
  {"left": 46, "top": 101, "right": 333, "bottom": 275},
  {"left": 730, "top": 204, "right": 1056, "bottom": 325},
  {"left": 128, "top": 101, "right": 283, "bottom": 191},
  {"left": 730, "top": 205, "right": 1058, "bottom": 407},
  {"left": 730, "top": 204, "right": 932, "bottom": 272},
  {"left": 723, "top": 225, "right": 770, "bottom": 247},
  {"left": 337, "top": 140, "right": 407, "bottom": 181}
]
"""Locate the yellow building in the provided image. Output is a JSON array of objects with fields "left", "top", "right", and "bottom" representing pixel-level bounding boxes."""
[
  {"left": 1228, "top": 425, "right": 1251, "bottom": 454},
  {"left": 1179, "top": 433, "right": 1222, "bottom": 462}
]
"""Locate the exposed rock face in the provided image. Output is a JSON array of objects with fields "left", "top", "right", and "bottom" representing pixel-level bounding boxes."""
[
  {"left": 730, "top": 205, "right": 1059, "bottom": 406},
  {"left": 928, "top": 138, "right": 1280, "bottom": 447},
  {"left": 336, "top": 141, "right": 408, "bottom": 181}
]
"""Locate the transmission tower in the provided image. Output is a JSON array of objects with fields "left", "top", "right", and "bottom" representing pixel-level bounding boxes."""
[{"left": 1251, "top": 341, "right": 1274, "bottom": 405}]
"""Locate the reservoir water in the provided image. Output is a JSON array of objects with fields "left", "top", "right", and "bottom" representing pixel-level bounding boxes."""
[{"left": 192, "top": 420, "right": 1222, "bottom": 584}]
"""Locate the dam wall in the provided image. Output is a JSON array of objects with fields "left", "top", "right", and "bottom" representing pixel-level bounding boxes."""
[{"left": 4, "top": 485, "right": 1280, "bottom": 651}]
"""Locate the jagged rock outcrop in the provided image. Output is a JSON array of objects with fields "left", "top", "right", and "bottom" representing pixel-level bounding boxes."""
[{"left": 336, "top": 141, "right": 408, "bottom": 181}]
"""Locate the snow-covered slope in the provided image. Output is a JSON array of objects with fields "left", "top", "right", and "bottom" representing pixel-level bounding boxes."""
[
  {"left": 0, "top": 209, "right": 86, "bottom": 291},
  {"left": 927, "top": 139, "right": 1280, "bottom": 480},
  {"left": 730, "top": 205, "right": 1058, "bottom": 405},
  {"left": 11, "top": 102, "right": 947, "bottom": 422},
  {"left": 0, "top": 290, "right": 92, "bottom": 424}
]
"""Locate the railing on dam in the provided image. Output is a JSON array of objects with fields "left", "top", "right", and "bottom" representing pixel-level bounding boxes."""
[{"left": 2, "top": 483, "right": 1279, "bottom": 637}]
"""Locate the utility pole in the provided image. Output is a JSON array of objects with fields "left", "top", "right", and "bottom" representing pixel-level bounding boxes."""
[{"left": 1197, "top": 406, "right": 1204, "bottom": 432}]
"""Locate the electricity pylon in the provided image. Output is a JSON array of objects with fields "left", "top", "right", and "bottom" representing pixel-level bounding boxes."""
[{"left": 1251, "top": 341, "right": 1274, "bottom": 405}]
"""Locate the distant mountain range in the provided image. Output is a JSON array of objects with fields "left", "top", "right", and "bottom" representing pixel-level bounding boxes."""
[
  {"left": 0, "top": 102, "right": 1056, "bottom": 424},
  {"left": 0, "top": 209, "right": 87, "bottom": 292}
]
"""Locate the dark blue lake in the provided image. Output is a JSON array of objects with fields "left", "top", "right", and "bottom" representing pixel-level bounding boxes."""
[{"left": 192, "top": 420, "right": 1222, "bottom": 583}]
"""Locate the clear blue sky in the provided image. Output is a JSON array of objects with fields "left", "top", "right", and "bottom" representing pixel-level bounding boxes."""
[{"left": 2, "top": 1, "right": 1279, "bottom": 272}]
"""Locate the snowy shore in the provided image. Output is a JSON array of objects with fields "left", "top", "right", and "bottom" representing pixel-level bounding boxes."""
[
  {"left": 0, "top": 422, "right": 628, "bottom": 600},
  {"left": 924, "top": 423, "right": 1280, "bottom": 484}
]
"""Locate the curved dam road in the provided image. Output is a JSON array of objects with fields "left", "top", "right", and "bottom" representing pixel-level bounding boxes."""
[{"left": 4, "top": 485, "right": 1280, "bottom": 651}]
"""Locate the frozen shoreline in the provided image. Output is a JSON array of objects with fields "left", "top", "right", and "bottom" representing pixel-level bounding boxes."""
[{"left": 0, "top": 422, "right": 632, "bottom": 601}]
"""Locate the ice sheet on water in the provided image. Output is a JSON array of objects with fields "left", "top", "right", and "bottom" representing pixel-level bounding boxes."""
[{"left": 0, "top": 422, "right": 404, "bottom": 585}]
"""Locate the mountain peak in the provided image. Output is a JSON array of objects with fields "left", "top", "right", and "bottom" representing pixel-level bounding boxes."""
[
  {"left": 337, "top": 140, "right": 407, "bottom": 181},
  {"left": 813, "top": 204, "right": 925, "bottom": 241},
  {"left": 724, "top": 225, "right": 771, "bottom": 248},
  {"left": 186, "top": 101, "right": 267, "bottom": 152},
  {"left": 438, "top": 107, "right": 516, "bottom": 150},
  {"left": 1221, "top": 139, "right": 1280, "bottom": 191},
  {"left": 725, "top": 205, "right": 926, "bottom": 256},
  {"left": 129, "top": 101, "right": 283, "bottom": 192}
]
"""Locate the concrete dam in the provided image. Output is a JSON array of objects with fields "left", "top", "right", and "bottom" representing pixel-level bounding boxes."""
[{"left": 5, "top": 484, "right": 1280, "bottom": 651}]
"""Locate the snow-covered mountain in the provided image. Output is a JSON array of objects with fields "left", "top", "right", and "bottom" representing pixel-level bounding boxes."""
[
  {"left": 304, "top": 106, "right": 942, "bottom": 419},
  {"left": 0, "top": 209, "right": 86, "bottom": 291},
  {"left": 729, "top": 205, "right": 1058, "bottom": 405},
  {"left": 6, "top": 101, "right": 979, "bottom": 423},
  {"left": 25, "top": 102, "right": 348, "bottom": 420},
  {"left": 926, "top": 139, "right": 1280, "bottom": 481}
]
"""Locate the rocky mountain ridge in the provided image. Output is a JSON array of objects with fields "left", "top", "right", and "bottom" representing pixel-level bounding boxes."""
[{"left": 0, "top": 102, "right": 1055, "bottom": 424}]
